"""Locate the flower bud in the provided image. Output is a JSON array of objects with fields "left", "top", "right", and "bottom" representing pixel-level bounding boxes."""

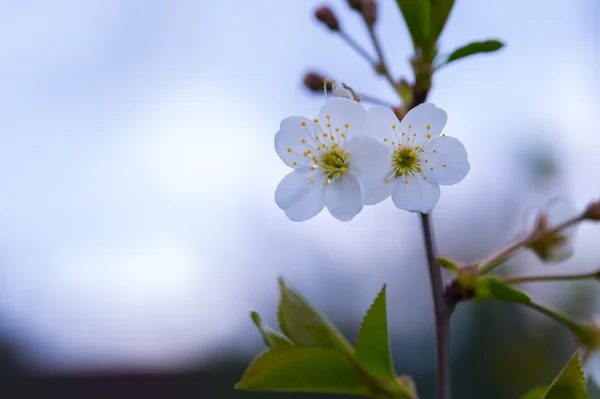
[
  {"left": 303, "top": 72, "right": 329, "bottom": 92},
  {"left": 361, "top": 0, "right": 377, "bottom": 26},
  {"left": 456, "top": 265, "right": 479, "bottom": 290},
  {"left": 346, "top": 0, "right": 377, "bottom": 26},
  {"left": 584, "top": 200, "right": 600, "bottom": 221},
  {"left": 315, "top": 6, "right": 340, "bottom": 31},
  {"left": 347, "top": 0, "right": 362, "bottom": 11},
  {"left": 332, "top": 82, "right": 356, "bottom": 100},
  {"left": 525, "top": 196, "right": 577, "bottom": 263}
]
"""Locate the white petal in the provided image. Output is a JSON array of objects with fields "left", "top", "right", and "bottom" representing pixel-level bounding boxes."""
[
  {"left": 546, "top": 243, "right": 574, "bottom": 263},
  {"left": 543, "top": 196, "right": 578, "bottom": 226},
  {"left": 586, "top": 351, "right": 600, "bottom": 386},
  {"left": 346, "top": 136, "right": 392, "bottom": 186},
  {"left": 275, "top": 168, "right": 325, "bottom": 210},
  {"left": 275, "top": 116, "right": 318, "bottom": 168},
  {"left": 284, "top": 185, "right": 327, "bottom": 221},
  {"left": 424, "top": 136, "right": 470, "bottom": 185},
  {"left": 364, "top": 106, "right": 401, "bottom": 145},
  {"left": 332, "top": 82, "right": 354, "bottom": 99},
  {"left": 364, "top": 178, "right": 394, "bottom": 205},
  {"left": 543, "top": 196, "right": 578, "bottom": 260},
  {"left": 325, "top": 171, "right": 364, "bottom": 221},
  {"left": 391, "top": 174, "right": 440, "bottom": 213},
  {"left": 317, "top": 98, "right": 366, "bottom": 139},
  {"left": 398, "top": 103, "right": 447, "bottom": 142}
]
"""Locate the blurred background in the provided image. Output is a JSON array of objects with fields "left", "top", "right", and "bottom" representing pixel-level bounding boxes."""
[{"left": 0, "top": 0, "right": 599, "bottom": 398}]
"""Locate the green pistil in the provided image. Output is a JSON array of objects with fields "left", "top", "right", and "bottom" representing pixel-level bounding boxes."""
[
  {"left": 392, "top": 147, "right": 421, "bottom": 178},
  {"left": 320, "top": 148, "right": 349, "bottom": 180}
]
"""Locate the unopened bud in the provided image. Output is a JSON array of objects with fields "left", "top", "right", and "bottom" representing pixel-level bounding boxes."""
[
  {"left": 332, "top": 82, "right": 356, "bottom": 100},
  {"left": 525, "top": 197, "right": 578, "bottom": 263},
  {"left": 456, "top": 265, "right": 479, "bottom": 290},
  {"left": 303, "top": 72, "right": 329, "bottom": 92},
  {"left": 347, "top": 0, "right": 362, "bottom": 11},
  {"left": 584, "top": 200, "right": 600, "bottom": 221},
  {"left": 361, "top": 0, "right": 377, "bottom": 26},
  {"left": 315, "top": 6, "right": 340, "bottom": 31},
  {"left": 346, "top": 0, "right": 377, "bottom": 25}
]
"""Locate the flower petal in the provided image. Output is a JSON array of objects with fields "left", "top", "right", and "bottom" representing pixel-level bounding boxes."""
[
  {"left": 275, "top": 168, "right": 325, "bottom": 210},
  {"left": 364, "top": 106, "right": 401, "bottom": 146},
  {"left": 543, "top": 196, "right": 578, "bottom": 260},
  {"left": 586, "top": 351, "right": 600, "bottom": 386},
  {"left": 398, "top": 103, "right": 447, "bottom": 142},
  {"left": 346, "top": 136, "right": 392, "bottom": 186},
  {"left": 364, "top": 178, "right": 394, "bottom": 205},
  {"left": 424, "top": 136, "right": 470, "bottom": 185},
  {"left": 275, "top": 116, "right": 319, "bottom": 168},
  {"left": 325, "top": 171, "right": 364, "bottom": 221},
  {"left": 284, "top": 185, "right": 327, "bottom": 222},
  {"left": 391, "top": 174, "right": 440, "bottom": 213},
  {"left": 542, "top": 196, "right": 577, "bottom": 226},
  {"left": 317, "top": 98, "right": 366, "bottom": 139}
]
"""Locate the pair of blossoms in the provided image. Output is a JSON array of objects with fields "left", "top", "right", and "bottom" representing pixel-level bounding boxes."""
[{"left": 274, "top": 84, "right": 470, "bottom": 221}]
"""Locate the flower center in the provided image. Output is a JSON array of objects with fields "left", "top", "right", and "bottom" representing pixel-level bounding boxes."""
[
  {"left": 392, "top": 146, "right": 421, "bottom": 178},
  {"left": 319, "top": 148, "right": 349, "bottom": 180}
]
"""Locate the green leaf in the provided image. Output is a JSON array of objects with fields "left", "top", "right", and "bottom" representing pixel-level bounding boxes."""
[
  {"left": 476, "top": 277, "right": 531, "bottom": 303},
  {"left": 444, "top": 39, "right": 504, "bottom": 65},
  {"left": 355, "top": 284, "right": 396, "bottom": 381},
  {"left": 395, "top": 0, "right": 432, "bottom": 51},
  {"left": 430, "top": 0, "right": 455, "bottom": 42},
  {"left": 520, "top": 387, "right": 546, "bottom": 399},
  {"left": 543, "top": 350, "right": 587, "bottom": 399},
  {"left": 235, "top": 347, "right": 370, "bottom": 396},
  {"left": 277, "top": 277, "right": 353, "bottom": 357},
  {"left": 250, "top": 311, "right": 293, "bottom": 350},
  {"left": 437, "top": 256, "right": 458, "bottom": 271}
]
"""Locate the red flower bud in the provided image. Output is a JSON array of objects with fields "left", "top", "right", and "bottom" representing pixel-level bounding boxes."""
[
  {"left": 303, "top": 72, "right": 329, "bottom": 92},
  {"left": 315, "top": 6, "right": 340, "bottom": 31}
]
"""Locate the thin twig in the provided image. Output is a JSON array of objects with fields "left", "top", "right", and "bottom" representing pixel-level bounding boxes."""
[
  {"left": 355, "top": 93, "right": 396, "bottom": 108},
  {"left": 339, "top": 30, "right": 378, "bottom": 65},
  {"left": 521, "top": 301, "right": 585, "bottom": 334},
  {"left": 420, "top": 213, "right": 451, "bottom": 399},
  {"left": 362, "top": 20, "right": 450, "bottom": 398},
  {"left": 365, "top": 25, "right": 398, "bottom": 92},
  {"left": 503, "top": 270, "right": 600, "bottom": 285},
  {"left": 478, "top": 213, "right": 585, "bottom": 274}
]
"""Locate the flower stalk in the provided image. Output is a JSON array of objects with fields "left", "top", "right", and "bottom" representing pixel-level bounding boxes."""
[
  {"left": 503, "top": 270, "right": 600, "bottom": 285},
  {"left": 478, "top": 213, "right": 585, "bottom": 275}
]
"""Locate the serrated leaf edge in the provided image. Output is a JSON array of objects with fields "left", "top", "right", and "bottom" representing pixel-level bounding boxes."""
[
  {"left": 542, "top": 350, "right": 587, "bottom": 398},
  {"left": 355, "top": 284, "right": 397, "bottom": 381}
]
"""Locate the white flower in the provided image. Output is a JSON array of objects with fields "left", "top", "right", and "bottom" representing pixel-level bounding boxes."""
[
  {"left": 361, "top": 103, "right": 470, "bottom": 213},
  {"left": 331, "top": 82, "right": 355, "bottom": 100},
  {"left": 581, "top": 316, "right": 600, "bottom": 386},
  {"left": 274, "top": 97, "right": 391, "bottom": 222},
  {"left": 525, "top": 196, "right": 578, "bottom": 262}
]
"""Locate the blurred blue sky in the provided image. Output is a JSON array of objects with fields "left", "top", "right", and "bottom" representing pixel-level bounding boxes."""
[{"left": 0, "top": 0, "right": 598, "bottom": 372}]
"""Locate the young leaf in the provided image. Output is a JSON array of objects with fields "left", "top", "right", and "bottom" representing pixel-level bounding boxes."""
[
  {"left": 443, "top": 40, "right": 504, "bottom": 66},
  {"left": 476, "top": 277, "right": 531, "bottom": 303},
  {"left": 277, "top": 277, "right": 354, "bottom": 357},
  {"left": 355, "top": 284, "right": 397, "bottom": 381},
  {"left": 430, "top": 0, "right": 455, "bottom": 42},
  {"left": 235, "top": 347, "right": 370, "bottom": 396},
  {"left": 250, "top": 311, "right": 293, "bottom": 350},
  {"left": 437, "top": 256, "right": 459, "bottom": 271},
  {"left": 543, "top": 350, "right": 587, "bottom": 399},
  {"left": 520, "top": 387, "right": 546, "bottom": 399},
  {"left": 395, "top": 0, "right": 432, "bottom": 51}
]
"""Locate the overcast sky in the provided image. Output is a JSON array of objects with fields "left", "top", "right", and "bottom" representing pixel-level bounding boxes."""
[{"left": 0, "top": 0, "right": 598, "bottom": 372}]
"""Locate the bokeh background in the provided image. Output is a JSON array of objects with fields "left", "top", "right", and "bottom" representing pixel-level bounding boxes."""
[{"left": 0, "top": 0, "right": 599, "bottom": 398}]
